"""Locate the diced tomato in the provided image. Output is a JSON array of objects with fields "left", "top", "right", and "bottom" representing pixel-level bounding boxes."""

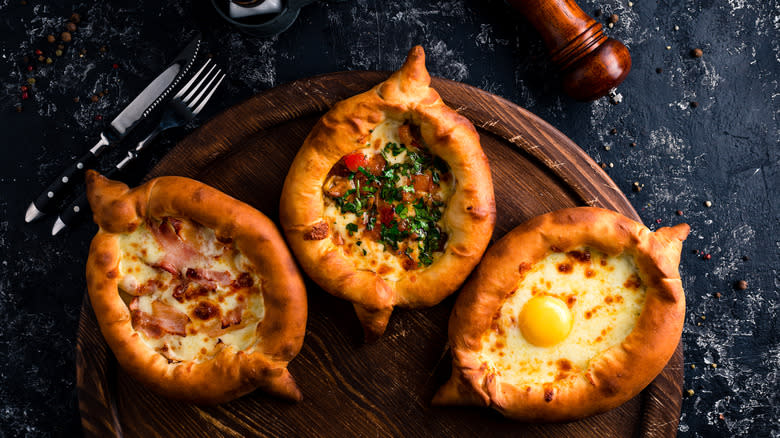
[
  {"left": 365, "top": 153, "right": 387, "bottom": 175},
  {"left": 379, "top": 206, "right": 395, "bottom": 225},
  {"left": 412, "top": 174, "right": 432, "bottom": 193},
  {"left": 398, "top": 124, "right": 414, "bottom": 145},
  {"left": 343, "top": 153, "right": 368, "bottom": 172}
]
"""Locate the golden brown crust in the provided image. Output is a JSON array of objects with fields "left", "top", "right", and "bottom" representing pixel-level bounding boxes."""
[
  {"left": 433, "top": 207, "right": 689, "bottom": 421},
  {"left": 279, "top": 46, "right": 495, "bottom": 341},
  {"left": 85, "top": 170, "right": 307, "bottom": 404}
]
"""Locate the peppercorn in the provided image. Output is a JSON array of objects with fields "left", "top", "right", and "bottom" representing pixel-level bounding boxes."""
[
  {"left": 594, "top": 9, "right": 602, "bottom": 17},
  {"left": 685, "top": 389, "right": 694, "bottom": 397},
  {"left": 714, "top": 292, "right": 721, "bottom": 298},
  {"left": 66, "top": 22, "right": 77, "bottom": 32},
  {"left": 95, "top": 115, "right": 103, "bottom": 121},
  {"left": 742, "top": 255, "right": 750, "bottom": 261},
  {"left": 61, "top": 32, "right": 72, "bottom": 42},
  {"left": 691, "top": 48, "right": 703, "bottom": 58},
  {"left": 34, "top": 49, "right": 42, "bottom": 56},
  {"left": 47, "top": 35, "right": 56, "bottom": 43},
  {"left": 90, "top": 94, "right": 99, "bottom": 102},
  {"left": 655, "top": 67, "right": 663, "bottom": 74},
  {"left": 112, "top": 63, "right": 119, "bottom": 69},
  {"left": 70, "top": 12, "right": 81, "bottom": 23},
  {"left": 610, "top": 128, "right": 617, "bottom": 135},
  {"left": 15, "top": 105, "right": 23, "bottom": 112},
  {"left": 99, "top": 45, "right": 107, "bottom": 53},
  {"left": 98, "top": 91, "right": 104, "bottom": 97},
  {"left": 608, "top": 14, "right": 619, "bottom": 24},
  {"left": 21, "top": 92, "right": 29, "bottom": 100},
  {"left": 57, "top": 44, "right": 64, "bottom": 50},
  {"left": 73, "top": 96, "right": 80, "bottom": 103},
  {"left": 690, "top": 101, "right": 699, "bottom": 108},
  {"left": 630, "top": 142, "right": 636, "bottom": 147},
  {"left": 45, "top": 57, "right": 52, "bottom": 64},
  {"left": 704, "top": 200, "right": 712, "bottom": 207},
  {"left": 604, "top": 145, "right": 611, "bottom": 151},
  {"left": 27, "top": 78, "right": 35, "bottom": 85},
  {"left": 734, "top": 280, "right": 747, "bottom": 290},
  {"left": 676, "top": 210, "right": 683, "bottom": 216},
  {"left": 718, "top": 413, "right": 725, "bottom": 421},
  {"left": 37, "top": 55, "right": 45, "bottom": 62},
  {"left": 711, "top": 363, "right": 717, "bottom": 368},
  {"left": 632, "top": 182, "right": 641, "bottom": 192},
  {"left": 600, "top": 162, "right": 607, "bottom": 169},
  {"left": 55, "top": 49, "right": 63, "bottom": 57},
  {"left": 690, "top": 364, "right": 696, "bottom": 369},
  {"left": 703, "top": 253, "right": 712, "bottom": 260},
  {"left": 26, "top": 65, "right": 33, "bottom": 71},
  {"left": 608, "top": 162, "right": 614, "bottom": 168}
]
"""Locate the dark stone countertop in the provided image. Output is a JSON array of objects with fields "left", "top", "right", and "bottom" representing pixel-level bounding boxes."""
[{"left": 0, "top": 1, "right": 776, "bottom": 436}]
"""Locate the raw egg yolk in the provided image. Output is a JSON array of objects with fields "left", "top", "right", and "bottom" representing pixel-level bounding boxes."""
[{"left": 519, "top": 295, "right": 572, "bottom": 347}]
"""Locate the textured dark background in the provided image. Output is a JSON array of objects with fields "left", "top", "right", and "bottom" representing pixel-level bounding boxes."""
[{"left": 0, "top": 0, "right": 777, "bottom": 437}]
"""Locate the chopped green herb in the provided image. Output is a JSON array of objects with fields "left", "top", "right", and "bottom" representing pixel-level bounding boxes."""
[{"left": 346, "top": 223, "right": 358, "bottom": 235}]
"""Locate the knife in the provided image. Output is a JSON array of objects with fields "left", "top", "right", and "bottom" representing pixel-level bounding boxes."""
[{"left": 24, "top": 35, "right": 201, "bottom": 223}]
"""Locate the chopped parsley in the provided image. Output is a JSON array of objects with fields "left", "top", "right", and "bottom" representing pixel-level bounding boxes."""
[{"left": 326, "top": 137, "right": 452, "bottom": 268}]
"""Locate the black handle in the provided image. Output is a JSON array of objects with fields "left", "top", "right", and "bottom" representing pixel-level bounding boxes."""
[
  {"left": 32, "top": 149, "right": 98, "bottom": 213},
  {"left": 27, "top": 132, "right": 112, "bottom": 222},
  {"left": 53, "top": 166, "right": 119, "bottom": 235}
]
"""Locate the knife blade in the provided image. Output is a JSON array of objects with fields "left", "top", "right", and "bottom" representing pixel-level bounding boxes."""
[{"left": 24, "top": 35, "right": 201, "bottom": 223}]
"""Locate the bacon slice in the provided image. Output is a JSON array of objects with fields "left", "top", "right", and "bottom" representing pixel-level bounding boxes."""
[
  {"left": 221, "top": 298, "right": 247, "bottom": 329},
  {"left": 149, "top": 217, "right": 199, "bottom": 275},
  {"left": 129, "top": 298, "right": 190, "bottom": 338}
]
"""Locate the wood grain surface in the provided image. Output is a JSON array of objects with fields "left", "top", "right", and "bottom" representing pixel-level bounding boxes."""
[{"left": 76, "top": 71, "right": 682, "bottom": 437}]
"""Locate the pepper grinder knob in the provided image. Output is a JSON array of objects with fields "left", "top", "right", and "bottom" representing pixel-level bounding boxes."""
[{"left": 507, "top": 0, "right": 632, "bottom": 101}]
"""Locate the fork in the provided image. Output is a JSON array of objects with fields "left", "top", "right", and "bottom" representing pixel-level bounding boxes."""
[{"left": 51, "top": 59, "right": 226, "bottom": 235}]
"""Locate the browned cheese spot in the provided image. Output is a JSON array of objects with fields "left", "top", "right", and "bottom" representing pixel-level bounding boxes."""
[{"left": 303, "top": 221, "right": 329, "bottom": 240}]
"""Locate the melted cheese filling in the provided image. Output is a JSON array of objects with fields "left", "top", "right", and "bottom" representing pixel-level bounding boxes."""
[
  {"left": 322, "top": 119, "right": 455, "bottom": 281},
  {"left": 478, "top": 247, "right": 646, "bottom": 386},
  {"left": 118, "top": 219, "right": 265, "bottom": 363}
]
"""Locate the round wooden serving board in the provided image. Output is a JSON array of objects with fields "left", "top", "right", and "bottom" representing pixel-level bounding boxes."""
[{"left": 77, "top": 72, "right": 683, "bottom": 437}]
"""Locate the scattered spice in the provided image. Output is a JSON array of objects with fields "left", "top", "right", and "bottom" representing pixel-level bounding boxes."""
[
  {"left": 61, "top": 31, "right": 72, "bottom": 42},
  {"left": 655, "top": 218, "right": 662, "bottom": 224},
  {"left": 685, "top": 389, "right": 694, "bottom": 397},
  {"left": 718, "top": 413, "right": 725, "bottom": 421},
  {"left": 691, "top": 48, "right": 703, "bottom": 58},
  {"left": 704, "top": 200, "right": 712, "bottom": 207},
  {"left": 609, "top": 162, "right": 614, "bottom": 168},
  {"left": 690, "top": 101, "right": 699, "bottom": 108},
  {"left": 112, "top": 63, "right": 119, "bottom": 69},
  {"left": 608, "top": 14, "right": 619, "bottom": 24},
  {"left": 98, "top": 91, "right": 104, "bottom": 97},
  {"left": 610, "top": 128, "right": 617, "bottom": 135},
  {"left": 604, "top": 145, "right": 611, "bottom": 151},
  {"left": 714, "top": 292, "right": 721, "bottom": 298},
  {"left": 692, "top": 249, "right": 699, "bottom": 254},
  {"left": 674, "top": 25, "right": 680, "bottom": 31},
  {"left": 90, "top": 94, "right": 99, "bottom": 102},
  {"left": 666, "top": 45, "right": 672, "bottom": 50},
  {"left": 628, "top": 1, "right": 633, "bottom": 6},
  {"left": 66, "top": 22, "right": 77, "bottom": 32},
  {"left": 711, "top": 363, "right": 717, "bottom": 369},
  {"left": 600, "top": 162, "right": 607, "bottom": 169},
  {"left": 26, "top": 65, "right": 33, "bottom": 71},
  {"left": 608, "top": 22, "right": 614, "bottom": 28},
  {"left": 632, "top": 182, "right": 642, "bottom": 192},
  {"left": 57, "top": 44, "right": 64, "bottom": 50},
  {"left": 703, "top": 253, "right": 712, "bottom": 260},
  {"left": 700, "top": 315, "right": 706, "bottom": 320},
  {"left": 734, "top": 280, "right": 748, "bottom": 290},
  {"left": 34, "top": 49, "right": 42, "bottom": 56},
  {"left": 73, "top": 96, "right": 80, "bottom": 103},
  {"left": 37, "top": 55, "right": 45, "bottom": 62},
  {"left": 55, "top": 49, "right": 63, "bottom": 57},
  {"left": 742, "top": 255, "right": 750, "bottom": 261},
  {"left": 630, "top": 142, "right": 636, "bottom": 147},
  {"left": 15, "top": 104, "right": 23, "bottom": 112},
  {"left": 99, "top": 45, "right": 108, "bottom": 53},
  {"left": 45, "top": 57, "right": 52, "bottom": 64},
  {"left": 95, "top": 114, "right": 103, "bottom": 121},
  {"left": 70, "top": 12, "right": 81, "bottom": 23},
  {"left": 676, "top": 210, "right": 683, "bottom": 216},
  {"left": 26, "top": 77, "right": 36, "bottom": 85},
  {"left": 690, "top": 364, "right": 696, "bottom": 369},
  {"left": 21, "top": 92, "right": 29, "bottom": 100},
  {"left": 47, "top": 35, "right": 56, "bottom": 43}
]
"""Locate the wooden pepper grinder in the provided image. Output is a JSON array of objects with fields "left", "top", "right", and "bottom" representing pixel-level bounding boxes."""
[{"left": 506, "top": 0, "right": 632, "bottom": 101}]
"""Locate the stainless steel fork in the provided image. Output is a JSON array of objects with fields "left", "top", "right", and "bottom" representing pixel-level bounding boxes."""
[{"left": 52, "top": 59, "right": 226, "bottom": 235}]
